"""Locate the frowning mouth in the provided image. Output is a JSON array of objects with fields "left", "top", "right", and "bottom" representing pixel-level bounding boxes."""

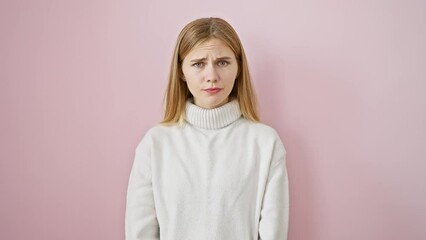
[{"left": 203, "top": 88, "right": 222, "bottom": 94}]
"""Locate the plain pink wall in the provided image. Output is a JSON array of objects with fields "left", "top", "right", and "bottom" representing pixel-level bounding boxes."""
[{"left": 1, "top": 0, "right": 425, "bottom": 239}]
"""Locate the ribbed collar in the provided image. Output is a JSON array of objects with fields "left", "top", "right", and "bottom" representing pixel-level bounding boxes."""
[{"left": 185, "top": 99, "right": 242, "bottom": 129}]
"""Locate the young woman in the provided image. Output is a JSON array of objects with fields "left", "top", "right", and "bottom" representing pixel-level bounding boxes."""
[{"left": 125, "top": 17, "right": 289, "bottom": 240}]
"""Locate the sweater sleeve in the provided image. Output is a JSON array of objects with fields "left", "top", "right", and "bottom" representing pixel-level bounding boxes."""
[
  {"left": 125, "top": 135, "right": 160, "bottom": 240},
  {"left": 258, "top": 135, "right": 290, "bottom": 240}
]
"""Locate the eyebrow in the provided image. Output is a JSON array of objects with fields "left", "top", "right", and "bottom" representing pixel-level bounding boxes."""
[{"left": 190, "top": 56, "right": 232, "bottom": 62}]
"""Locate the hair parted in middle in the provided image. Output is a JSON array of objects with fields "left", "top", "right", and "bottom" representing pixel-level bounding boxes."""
[{"left": 161, "top": 17, "right": 259, "bottom": 124}]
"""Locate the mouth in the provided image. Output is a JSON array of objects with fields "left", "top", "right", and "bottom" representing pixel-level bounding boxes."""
[{"left": 203, "top": 88, "right": 223, "bottom": 94}]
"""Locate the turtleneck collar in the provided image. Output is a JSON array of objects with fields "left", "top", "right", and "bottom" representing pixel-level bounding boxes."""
[{"left": 185, "top": 99, "right": 242, "bottom": 129}]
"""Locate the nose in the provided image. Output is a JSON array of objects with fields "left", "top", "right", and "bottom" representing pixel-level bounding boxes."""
[{"left": 205, "top": 64, "right": 219, "bottom": 82}]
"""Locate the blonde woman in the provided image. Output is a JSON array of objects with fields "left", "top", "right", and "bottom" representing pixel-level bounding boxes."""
[{"left": 125, "top": 17, "right": 289, "bottom": 240}]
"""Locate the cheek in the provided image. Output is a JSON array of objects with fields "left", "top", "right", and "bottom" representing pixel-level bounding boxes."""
[
  {"left": 182, "top": 66, "right": 197, "bottom": 80},
  {"left": 183, "top": 74, "right": 199, "bottom": 91},
  {"left": 224, "top": 66, "right": 239, "bottom": 80},
  {"left": 184, "top": 74, "right": 205, "bottom": 86}
]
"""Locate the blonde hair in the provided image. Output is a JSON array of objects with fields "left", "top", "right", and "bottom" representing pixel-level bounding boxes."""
[{"left": 161, "top": 17, "right": 259, "bottom": 124}]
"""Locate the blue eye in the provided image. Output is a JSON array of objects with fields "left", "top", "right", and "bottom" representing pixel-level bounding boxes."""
[
  {"left": 218, "top": 61, "right": 229, "bottom": 67},
  {"left": 192, "top": 62, "right": 204, "bottom": 68}
]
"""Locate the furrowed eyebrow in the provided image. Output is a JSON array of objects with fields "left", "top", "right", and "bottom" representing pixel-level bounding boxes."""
[
  {"left": 216, "top": 57, "right": 232, "bottom": 60},
  {"left": 190, "top": 56, "right": 232, "bottom": 62},
  {"left": 190, "top": 58, "right": 207, "bottom": 63}
]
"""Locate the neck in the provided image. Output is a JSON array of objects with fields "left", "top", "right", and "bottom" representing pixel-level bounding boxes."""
[{"left": 185, "top": 99, "right": 242, "bottom": 129}]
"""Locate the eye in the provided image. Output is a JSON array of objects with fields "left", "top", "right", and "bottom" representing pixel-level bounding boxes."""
[
  {"left": 218, "top": 60, "right": 229, "bottom": 67},
  {"left": 192, "top": 62, "right": 204, "bottom": 68}
]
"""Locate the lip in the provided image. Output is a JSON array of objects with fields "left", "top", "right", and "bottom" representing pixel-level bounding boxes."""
[{"left": 203, "top": 88, "right": 222, "bottom": 94}]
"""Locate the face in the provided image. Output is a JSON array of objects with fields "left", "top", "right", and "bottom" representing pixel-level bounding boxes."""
[{"left": 181, "top": 38, "right": 238, "bottom": 109}]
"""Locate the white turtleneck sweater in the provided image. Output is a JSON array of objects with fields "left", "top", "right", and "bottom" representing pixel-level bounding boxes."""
[{"left": 125, "top": 99, "right": 289, "bottom": 240}]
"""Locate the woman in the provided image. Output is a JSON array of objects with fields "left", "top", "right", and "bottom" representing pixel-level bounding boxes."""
[{"left": 125, "top": 17, "right": 289, "bottom": 240}]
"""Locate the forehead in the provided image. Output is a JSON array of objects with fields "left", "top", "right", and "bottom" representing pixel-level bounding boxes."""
[{"left": 186, "top": 38, "right": 235, "bottom": 58}]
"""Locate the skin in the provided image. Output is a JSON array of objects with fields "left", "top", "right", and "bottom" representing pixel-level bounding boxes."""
[{"left": 182, "top": 38, "right": 238, "bottom": 109}]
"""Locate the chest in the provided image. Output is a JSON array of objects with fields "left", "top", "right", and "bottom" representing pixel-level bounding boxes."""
[{"left": 150, "top": 130, "right": 265, "bottom": 205}]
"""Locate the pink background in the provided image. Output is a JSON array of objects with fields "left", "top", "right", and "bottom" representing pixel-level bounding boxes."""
[{"left": 1, "top": 0, "right": 425, "bottom": 239}]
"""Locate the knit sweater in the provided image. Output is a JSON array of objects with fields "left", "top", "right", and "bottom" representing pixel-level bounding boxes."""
[{"left": 125, "top": 99, "right": 289, "bottom": 240}]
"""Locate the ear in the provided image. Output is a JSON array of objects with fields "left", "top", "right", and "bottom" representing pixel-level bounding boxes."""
[{"left": 179, "top": 69, "right": 186, "bottom": 81}]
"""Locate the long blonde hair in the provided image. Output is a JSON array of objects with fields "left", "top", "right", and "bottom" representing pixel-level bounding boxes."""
[{"left": 161, "top": 17, "right": 259, "bottom": 124}]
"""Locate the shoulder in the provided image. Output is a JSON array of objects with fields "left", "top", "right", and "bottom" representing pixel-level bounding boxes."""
[
  {"left": 144, "top": 123, "right": 177, "bottom": 137},
  {"left": 135, "top": 123, "right": 180, "bottom": 149},
  {"left": 238, "top": 119, "right": 286, "bottom": 151},
  {"left": 238, "top": 119, "right": 281, "bottom": 139}
]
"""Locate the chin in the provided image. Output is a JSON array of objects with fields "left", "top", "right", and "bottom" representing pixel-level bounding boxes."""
[
  {"left": 195, "top": 95, "right": 229, "bottom": 109},
  {"left": 209, "top": 99, "right": 228, "bottom": 108}
]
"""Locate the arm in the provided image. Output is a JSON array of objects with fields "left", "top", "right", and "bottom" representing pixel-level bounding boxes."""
[
  {"left": 125, "top": 136, "right": 160, "bottom": 240},
  {"left": 258, "top": 137, "right": 290, "bottom": 240}
]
